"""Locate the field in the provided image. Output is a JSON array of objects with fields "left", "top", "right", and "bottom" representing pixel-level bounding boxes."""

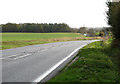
[
  {"left": 2, "top": 33, "right": 102, "bottom": 50},
  {"left": 2, "top": 33, "right": 83, "bottom": 50},
  {"left": 2, "top": 33, "right": 85, "bottom": 41}
]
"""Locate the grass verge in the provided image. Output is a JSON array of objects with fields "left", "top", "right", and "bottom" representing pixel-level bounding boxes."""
[{"left": 47, "top": 41, "right": 119, "bottom": 82}]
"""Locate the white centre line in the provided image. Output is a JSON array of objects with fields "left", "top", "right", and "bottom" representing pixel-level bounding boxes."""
[
  {"left": 13, "top": 54, "right": 31, "bottom": 60},
  {"left": 1, "top": 48, "right": 48, "bottom": 60},
  {"left": 38, "top": 49, "right": 48, "bottom": 52},
  {"left": 0, "top": 54, "right": 19, "bottom": 59},
  {"left": 7, "top": 54, "right": 19, "bottom": 58}
]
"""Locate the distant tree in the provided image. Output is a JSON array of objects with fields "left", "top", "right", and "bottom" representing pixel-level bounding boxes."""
[
  {"left": 87, "top": 28, "right": 95, "bottom": 37},
  {"left": 2, "top": 23, "right": 74, "bottom": 33},
  {"left": 78, "top": 27, "right": 87, "bottom": 34},
  {"left": 2, "top": 23, "right": 17, "bottom": 32},
  {"left": 72, "top": 28, "right": 79, "bottom": 33}
]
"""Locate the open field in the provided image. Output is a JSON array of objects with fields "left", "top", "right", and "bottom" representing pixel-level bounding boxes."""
[
  {"left": 2, "top": 33, "right": 102, "bottom": 50},
  {"left": 2, "top": 33, "right": 85, "bottom": 41},
  {"left": 48, "top": 41, "right": 119, "bottom": 82}
]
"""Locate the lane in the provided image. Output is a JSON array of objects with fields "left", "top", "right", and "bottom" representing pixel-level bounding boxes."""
[{"left": 1, "top": 40, "right": 98, "bottom": 82}]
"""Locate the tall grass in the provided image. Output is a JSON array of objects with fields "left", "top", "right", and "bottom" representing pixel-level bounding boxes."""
[{"left": 47, "top": 41, "right": 119, "bottom": 82}]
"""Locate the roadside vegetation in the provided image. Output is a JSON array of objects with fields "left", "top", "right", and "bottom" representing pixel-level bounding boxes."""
[
  {"left": 106, "top": 1, "right": 120, "bottom": 47},
  {"left": 2, "top": 33, "right": 102, "bottom": 50},
  {"left": 47, "top": 1, "right": 120, "bottom": 82},
  {"left": 47, "top": 40, "right": 119, "bottom": 82}
]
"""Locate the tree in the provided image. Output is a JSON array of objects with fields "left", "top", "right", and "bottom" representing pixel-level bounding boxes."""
[
  {"left": 78, "top": 27, "right": 87, "bottom": 34},
  {"left": 106, "top": 1, "right": 120, "bottom": 47},
  {"left": 87, "top": 28, "right": 95, "bottom": 37},
  {"left": 2, "top": 23, "right": 74, "bottom": 33}
]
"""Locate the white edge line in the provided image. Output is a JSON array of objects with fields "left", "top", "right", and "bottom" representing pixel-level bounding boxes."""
[{"left": 33, "top": 43, "right": 89, "bottom": 82}]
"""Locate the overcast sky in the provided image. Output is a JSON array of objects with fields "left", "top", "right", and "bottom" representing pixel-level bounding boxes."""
[{"left": 0, "top": 0, "right": 109, "bottom": 28}]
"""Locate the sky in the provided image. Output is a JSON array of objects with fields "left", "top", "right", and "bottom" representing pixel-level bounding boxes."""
[{"left": 0, "top": 0, "right": 109, "bottom": 28}]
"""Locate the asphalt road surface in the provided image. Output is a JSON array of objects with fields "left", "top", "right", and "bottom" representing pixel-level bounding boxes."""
[{"left": 1, "top": 40, "right": 98, "bottom": 83}]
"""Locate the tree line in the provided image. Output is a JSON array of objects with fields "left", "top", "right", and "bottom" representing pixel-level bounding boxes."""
[
  {"left": 2, "top": 23, "right": 77, "bottom": 33},
  {"left": 2, "top": 22, "right": 110, "bottom": 37}
]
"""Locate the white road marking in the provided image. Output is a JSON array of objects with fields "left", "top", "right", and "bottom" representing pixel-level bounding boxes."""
[
  {"left": 6, "top": 54, "right": 19, "bottom": 58},
  {"left": 38, "top": 49, "right": 48, "bottom": 53},
  {"left": 13, "top": 54, "right": 31, "bottom": 60},
  {"left": 1, "top": 48, "right": 48, "bottom": 60},
  {"left": 30, "top": 49, "right": 39, "bottom": 52},
  {"left": 0, "top": 54, "right": 19, "bottom": 59},
  {"left": 33, "top": 43, "right": 88, "bottom": 82}
]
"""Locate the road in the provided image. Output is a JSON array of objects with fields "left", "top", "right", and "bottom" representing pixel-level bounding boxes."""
[{"left": 1, "top": 40, "right": 98, "bottom": 83}]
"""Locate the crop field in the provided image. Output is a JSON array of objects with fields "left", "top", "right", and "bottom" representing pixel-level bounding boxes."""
[
  {"left": 2, "top": 33, "right": 85, "bottom": 41},
  {"left": 2, "top": 33, "right": 101, "bottom": 50}
]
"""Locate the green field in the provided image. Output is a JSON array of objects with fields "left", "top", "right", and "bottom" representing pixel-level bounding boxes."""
[
  {"left": 2, "top": 33, "right": 102, "bottom": 50},
  {"left": 2, "top": 33, "right": 85, "bottom": 41},
  {"left": 2, "top": 33, "right": 87, "bottom": 49}
]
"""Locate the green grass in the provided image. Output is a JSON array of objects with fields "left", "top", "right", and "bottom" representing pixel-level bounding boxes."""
[
  {"left": 2, "top": 33, "right": 84, "bottom": 49},
  {"left": 47, "top": 41, "right": 118, "bottom": 82},
  {"left": 2, "top": 33, "right": 102, "bottom": 50},
  {"left": 2, "top": 33, "right": 85, "bottom": 41},
  {"left": 95, "top": 32, "right": 100, "bottom": 36}
]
